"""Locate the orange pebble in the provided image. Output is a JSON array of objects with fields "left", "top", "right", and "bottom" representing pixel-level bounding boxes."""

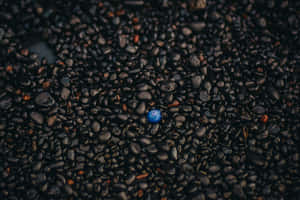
[
  {"left": 21, "top": 49, "right": 29, "bottom": 56},
  {"left": 16, "top": 89, "right": 22, "bottom": 95},
  {"left": 161, "top": 198, "right": 167, "bottom": 200},
  {"left": 43, "top": 81, "right": 50, "bottom": 89},
  {"left": 108, "top": 12, "right": 114, "bottom": 18},
  {"left": 122, "top": 104, "right": 127, "bottom": 111},
  {"left": 6, "top": 65, "right": 13, "bottom": 72},
  {"left": 67, "top": 179, "right": 74, "bottom": 185},
  {"left": 116, "top": 9, "right": 125, "bottom": 16},
  {"left": 168, "top": 100, "right": 180, "bottom": 107},
  {"left": 98, "top": 2, "right": 103, "bottom": 7},
  {"left": 136, "top": 173, "right": 149, "bottom": 180},
  {"left": 58, "top": 61, "right": 65, "bottom": 66},
  {"left": 137, "top": 189, "right": 143, "bottom": 198},
  {"left": 261, "top": 114, "right": 268, "bottom": 123},
  {"left": 28, "top": 129, "right": 33, "bottom": 135},
  {"left": 23, "top": 95, "right": 31, "bottom": 101},
  {"left": 274, "top": 41, "right": 280, "bottom": 47},
  {"left": 64, "top": 127, "right": 69, "bottom": 133},
  {"left": 78, "top": 170, "right": 84, "bottom": 175},
  {"left": 257, "top": 67, "right": 264, "bottom": 72},
  {"left": 38, "top": 67, "right": 45, "bottom": 74},
  {"left": 134, "top": 34, "right": 140, "bottom": 43},
  {"left": 133, "top": 17, "right": 139, "bottom": 24}
]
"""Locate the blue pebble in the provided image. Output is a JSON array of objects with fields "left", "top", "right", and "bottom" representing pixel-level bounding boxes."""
[{"left": 147, "top": 109, "right": 162, "bottom": 123}]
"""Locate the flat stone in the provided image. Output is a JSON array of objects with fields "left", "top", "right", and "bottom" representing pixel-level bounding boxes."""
[
  {"left": 130, "top": 143, "right": 141, "bottom": 154},
  {"left": 189, "top": 55, "right": 201, "bottom": 67},
  {"left": 0, "top": 97, "right": 12, "bottom": 109},
  {"left": 160, "top": 82, "right": 177, "bottom": 92},
  {"left": 195, "top": 127, "right": 206, "bottom": 137},
  {"left": 190, "top": 22, "right": 206, "bottom": 32},
  {"left": 35, "top": 92, "right": 55, "bottom": 107},
  {"left": 182, "top": 27, "right": 192, "bottom": 36},
  {"left": 30, "top": 112, "right": 44, "bottom": 124},
  {"left": 136, "top": 102, "right": 146, "bottom": 115},
  {"left": 99, "top": 132, "right": 111, "bottom": 142},
  {"left": 47, "top": 115, "right": 57, "bottom": 126},
  {"left": 192, "top": 76, "right": 202, "bottom": 88},
  {"left": 92, "top": 121, "right": 101, "bottom": 132},
  {"left": 138, "top": 91, "right": 152, "bottom": 100},
  {"left": 61, "top": 88, "right": 71, "bottom": 100}
]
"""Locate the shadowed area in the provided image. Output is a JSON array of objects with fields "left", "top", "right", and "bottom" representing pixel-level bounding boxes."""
[{"left": 28, "top": 41, "right": 56, "bottom": 64}]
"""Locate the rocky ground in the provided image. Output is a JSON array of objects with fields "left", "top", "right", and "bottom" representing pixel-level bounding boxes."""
[{"left": 0, "top": 0, "right": 299, "bottom": 199}]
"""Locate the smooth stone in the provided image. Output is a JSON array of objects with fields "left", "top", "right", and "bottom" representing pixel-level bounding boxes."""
[
  {"left": 65, "top": 59, "right": 73, "bottom": 67},
  {"left": 189, "top": 55, "right": 201, "bottom": 67},
  {"left": 61, "top": 88, "right": 70, "bottom": 100},
  {"left": 136, "top": 102, "right": 146, "bottom": 115},
  {"left": 160, "top": 82, "right": 176, "bottom": 92},
  {"left": 119, "top": 35, "right": 127, "bottom": 48},
  {"left": 67, "top": 150, "right": 75, "bottom": 161},
  {"left": 35, "top": 92, "right": 55, "bottom": 107},
  {"left": 0, "top": 97, "right": 12, "bottom": 109},
  {"left": 137, "top": 83, "right": 151, "bottom": 91},
  {"left": 138, "top": 91, "right": 152, "bottom": 100},
  {"left": 182, "top": 27, "right": 192, "bottom": 36},
  {"left": 190, "top": 22, "right": 206, "bottom": 32},
  {"left": 269, "top": 88, "right": 280, "bottom": 100},
  {"left": 125, "top": 175, "right": 136, "bottom": 185},
  {"left": 124, "top": 1, "right": 144, "bottom": 6},
  {"left": 30, "top": 112, "right": 44, "bottom": 124},
  {"left": 140, "top": 137, "right": 152, "bottom": 145},
  {"left": 268, "top": 124, "right": 280, "bottom": 134},
  {"left": 99, "top": 132, "right": 111, "bottom": 142},
  {"left": 126, "top": 45, "right": 137, "bottom": 54},
  {"left": 200, "top": 176, "right": 210, "bottom": 185},
  {"left": 258, "top": 17, "right": 267, "bottom": 27},
  {"left": 118, "top": 192, "right": 128, "bottom": 200},
  {"left": 175, "top": 115, "right": 186, "bottom": 127},
  {"left": 195, "top": 127, "right": 206, "bottom": 137},
  {"left": 253, "top": 106, "right": 265, "bottom": 114},
  {"left": 200, "top": 91, "right": 210, "bottom": 102},
  {"left": 193, "top": 0, "right": 206, "bottom": 9},
  {"left": 207, "top": 190, "right": 217, "bottom": 199},
  {"left": 208, "top": 165, "right": 220, "bottom": 173},
  {"left": 192, "top": 76, "right": 202, "bottom": 88},
  {"left": 64, "top": 185, "right": 73, "bottom": 195},
  {"left": 92, "top": 121, "right": 101, "bottom": 132},
  {"left": 204, "top": 81, "right": 212, "bottom": 92},
  {"left": 118, "top": 114, "right": 129, "bottom": 121},
  {"left": 147, "top": 144, "right": 158, "bottom": 154},
  {"left": 157, "top": 152, "right": 168, "bottom": 161},
  {"left": 97, "top": 36, "right": 106, "bottom": 45},
  {"left": 47, "top": 115, "right": 57, "bottom": 126},
  {"left": 171, "top": 147, "right": 178, "bottom": 160},
  {"left": 130, "top": 143, "right": 141, "bottom": 155}
]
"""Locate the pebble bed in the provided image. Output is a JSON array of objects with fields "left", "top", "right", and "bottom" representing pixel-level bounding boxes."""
[{"left": 0, "top": 0, "right": 299, "bottom": 199}]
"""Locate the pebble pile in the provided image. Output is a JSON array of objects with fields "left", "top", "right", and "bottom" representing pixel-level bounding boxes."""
[{"left": 0, "top": 0, "right": 299, "bottom": 199}]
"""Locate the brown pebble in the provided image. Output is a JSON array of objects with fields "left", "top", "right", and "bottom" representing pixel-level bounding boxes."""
[{"left": 48, "top": 116, "right": 57, "bottom": 127}]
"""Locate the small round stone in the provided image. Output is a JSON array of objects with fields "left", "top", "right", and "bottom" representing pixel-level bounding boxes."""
[{"left": 147, "top": 109, "right": 162, "bottom": 123}]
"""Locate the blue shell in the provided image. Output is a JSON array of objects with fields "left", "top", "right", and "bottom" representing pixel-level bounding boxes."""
[{"left": 147, "top": 109, "right": 162, "bottom": 123}]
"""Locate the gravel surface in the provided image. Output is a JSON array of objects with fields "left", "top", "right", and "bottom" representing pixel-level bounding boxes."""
[{"left": 0, "top": 0, "right": 299, "bottom": 199}]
